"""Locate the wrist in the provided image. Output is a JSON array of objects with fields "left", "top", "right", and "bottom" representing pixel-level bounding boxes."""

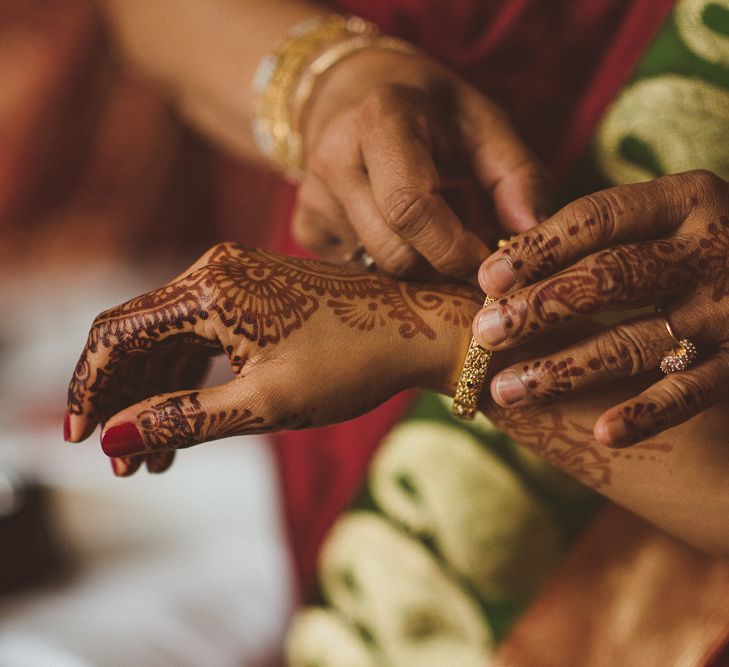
[{"left": 415, "top": 287, "right": 482, "bottom": 397}]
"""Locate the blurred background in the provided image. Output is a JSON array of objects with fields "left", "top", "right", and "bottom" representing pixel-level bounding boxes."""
[{"left": 0, "top": 1, "right": 295, "bottom": 664}]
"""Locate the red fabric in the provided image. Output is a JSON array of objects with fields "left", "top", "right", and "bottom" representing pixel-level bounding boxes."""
[{"left": 272, "top": 0, "right": 675, "bottom": 598}]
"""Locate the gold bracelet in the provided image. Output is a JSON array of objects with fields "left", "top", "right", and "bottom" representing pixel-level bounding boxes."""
[
  {"left": 251, "top": 15, "right": 416, "bottom": 181},
  {"left": 452, "top": 295, "right": 496, "bottom": 420},
  {"left": 251, "top": 16, "right": 375, "bottom": 180},
  {"left": 290, "top": 34, "right": 416, "bottom": 149}
]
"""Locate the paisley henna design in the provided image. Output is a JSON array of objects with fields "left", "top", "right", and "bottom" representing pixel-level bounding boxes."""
[{"left": 497, "top": 239, "right": 698, "bottom": 342}]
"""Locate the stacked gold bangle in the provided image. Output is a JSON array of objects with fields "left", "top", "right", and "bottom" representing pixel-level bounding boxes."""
[
  {"left": 452, "top": 295, "right": 496, "bottom": 420},
  {"left": 251, "top": 15, "right": 416, "bottom": 180}
]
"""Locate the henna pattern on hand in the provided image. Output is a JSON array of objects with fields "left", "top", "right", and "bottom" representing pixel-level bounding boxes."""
[
  {"left": 69, "top": 244, "right": 479, "bottom": 422},
  {"left": 488, "top": 402, "right": 672, "bottom": 488},
  {"left": 137, "top": 392, "right": 268, "bottom": 450},
  {"left": 498, "top": 239, "right": 698, "bottom": 341},
  {"left": 488, "top": 402, "right": 615, "bottom": 488},
  {"left": 699, "top": 216, "right": 729, "bottom": 303}
]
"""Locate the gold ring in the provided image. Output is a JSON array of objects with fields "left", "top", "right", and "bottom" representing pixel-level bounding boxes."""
[
  {"left": 657, "top": 309, "right": 697, "bottom": 373},
  {"left": 346, "top": 243, "right": 376, "bottom": 271}
]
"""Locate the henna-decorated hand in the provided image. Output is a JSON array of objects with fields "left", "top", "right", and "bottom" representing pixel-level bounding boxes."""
[
  {"left": 474, "top": 170, "right": 729, "bottom": 448},
  {"left": 65, "top": 243, "right": 478, "bottom": 476}
]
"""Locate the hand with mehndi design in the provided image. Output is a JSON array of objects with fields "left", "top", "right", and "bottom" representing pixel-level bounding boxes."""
[
  {"left": 65, "top": 243, "right": 478, "bottom": 476},
  {"left": 474, "top": 170, "right": 729, "bottom": 448},
  {"left": 65, "top": 240, "right": 729, "bottom": 552}
]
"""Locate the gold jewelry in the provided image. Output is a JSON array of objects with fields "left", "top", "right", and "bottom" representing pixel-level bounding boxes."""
[
  {"left": 252, "top": 15, "right": 415, "bottom": 181},
  {"left": 290, "top": 33, "right": 415, "bottom": 145},
  {"left": 345, "top": 243, "right": 377, "bottom": 271},
  {"left": 658, "top": 309, "right": 697, "bottom": 373},
  {"left": 452, "top": 295, "right": 496, "bottom": 420}
]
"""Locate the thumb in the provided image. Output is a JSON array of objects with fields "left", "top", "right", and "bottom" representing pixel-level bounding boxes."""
[
  {"left": 460, "top": 86, "right": 553, "bottom": 232},
  {"left": 100, "top": 382, "right": 271, "bottom": 457}
]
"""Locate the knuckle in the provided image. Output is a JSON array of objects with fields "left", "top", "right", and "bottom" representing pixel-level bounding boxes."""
[
  {"left": 597, "top": 326, "right": 654, "bottom": 376},
  {"left": 306, "top": 115, "right": 360, "bottom": 177},
  {"left": 361, "top": 83, "right": 409, "bottom": 117},
  {"left": 663, "top": 373, "right": 711, "bottom": 409},
  {"left": 689, "top": 169, "right": 724, "bottom": 194},
  {"left": 592, "top": 245, "right": 634, "bottom": 297},
  {"left": 384, "top": 189, "right": 434, "bottom": 237},
  {"left": 358, "top": 84, "right": 429, "bottom": 137},
  {"left": 306, "top": 145, "right": 334, "bottom": 178}
]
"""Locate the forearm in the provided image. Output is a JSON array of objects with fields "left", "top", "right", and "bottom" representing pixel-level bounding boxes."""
[
  {"left": 95, "top": 0, "right": 328, "bottom": 160},
  {"left": 425, "top": 288, "right": 729, "bottom": 555}
]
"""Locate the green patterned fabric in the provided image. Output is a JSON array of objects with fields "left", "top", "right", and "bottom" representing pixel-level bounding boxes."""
[
  {"left": 285, "top": 396, "right": 598, "bottom": 666},
  {"left": 594, "top": 0, "right": 729, "bottom": 184},
  {"left": 286, "top": 2, "right": 729, "bottom": 664}
]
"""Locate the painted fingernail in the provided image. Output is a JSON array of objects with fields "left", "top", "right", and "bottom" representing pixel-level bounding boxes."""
[
  {"left": 480, "top": 258, "right": 517, "bottom": 294},
  {"left": 493, "top": 371, "right": 527, "bottom": 405},
  {"left": 475, "top": 307, "right": 506, "bottom": 345},
  {"left": 101, "top": 422, "right": 145, "bottom": 458},
  {"left": 63, "top": 411, "right": 71, "bottom": 442}
]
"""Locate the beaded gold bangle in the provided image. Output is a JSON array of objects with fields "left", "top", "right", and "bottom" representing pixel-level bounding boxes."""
[
  {"left": 452, "top": 295, "right": 496, "bottom": 420},
  {"left": 251, "top": 15, "right": 416, "bottom": 181}
]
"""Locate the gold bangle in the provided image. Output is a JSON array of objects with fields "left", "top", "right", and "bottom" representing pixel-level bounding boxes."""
[
  {"left": 290, "top": 34, "right": 416, "bottom": 147},
  {"left": 251, "top": 16, "right": 375, "bottom": 180},
  {"left": 251, "top": 15, "right": 416, "bottom": 181},
  {"left": 452, "top": 295, "right": 496, "bottom": 420}
]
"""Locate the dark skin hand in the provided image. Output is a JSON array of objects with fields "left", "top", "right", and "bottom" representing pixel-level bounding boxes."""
[{"left": 474, "top": 170, "right": 729, "bottom": 448}]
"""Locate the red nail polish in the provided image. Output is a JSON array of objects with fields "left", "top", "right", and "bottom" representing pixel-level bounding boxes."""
[
  {"left": 101, "top": 422, "right": 145, "bottom": 458},
  {"left": 63, "top": 411, "right": 71, "bottom": 442}
]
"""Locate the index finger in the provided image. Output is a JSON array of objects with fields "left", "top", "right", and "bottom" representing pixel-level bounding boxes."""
[
  {"left": 361, "top": 103, "right": 489, "bottom": 278},
  {"left": 478, "top": 172, "right": 703, "bottom": 295}
]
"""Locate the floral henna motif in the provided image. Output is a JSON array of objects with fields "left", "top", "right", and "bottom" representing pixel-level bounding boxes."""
[
  {"left": 517, "top": 357, "right": 588, "bottom": 399},
  {"left": 137, "top": 392, "right": 268, "bottom": 450}
]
